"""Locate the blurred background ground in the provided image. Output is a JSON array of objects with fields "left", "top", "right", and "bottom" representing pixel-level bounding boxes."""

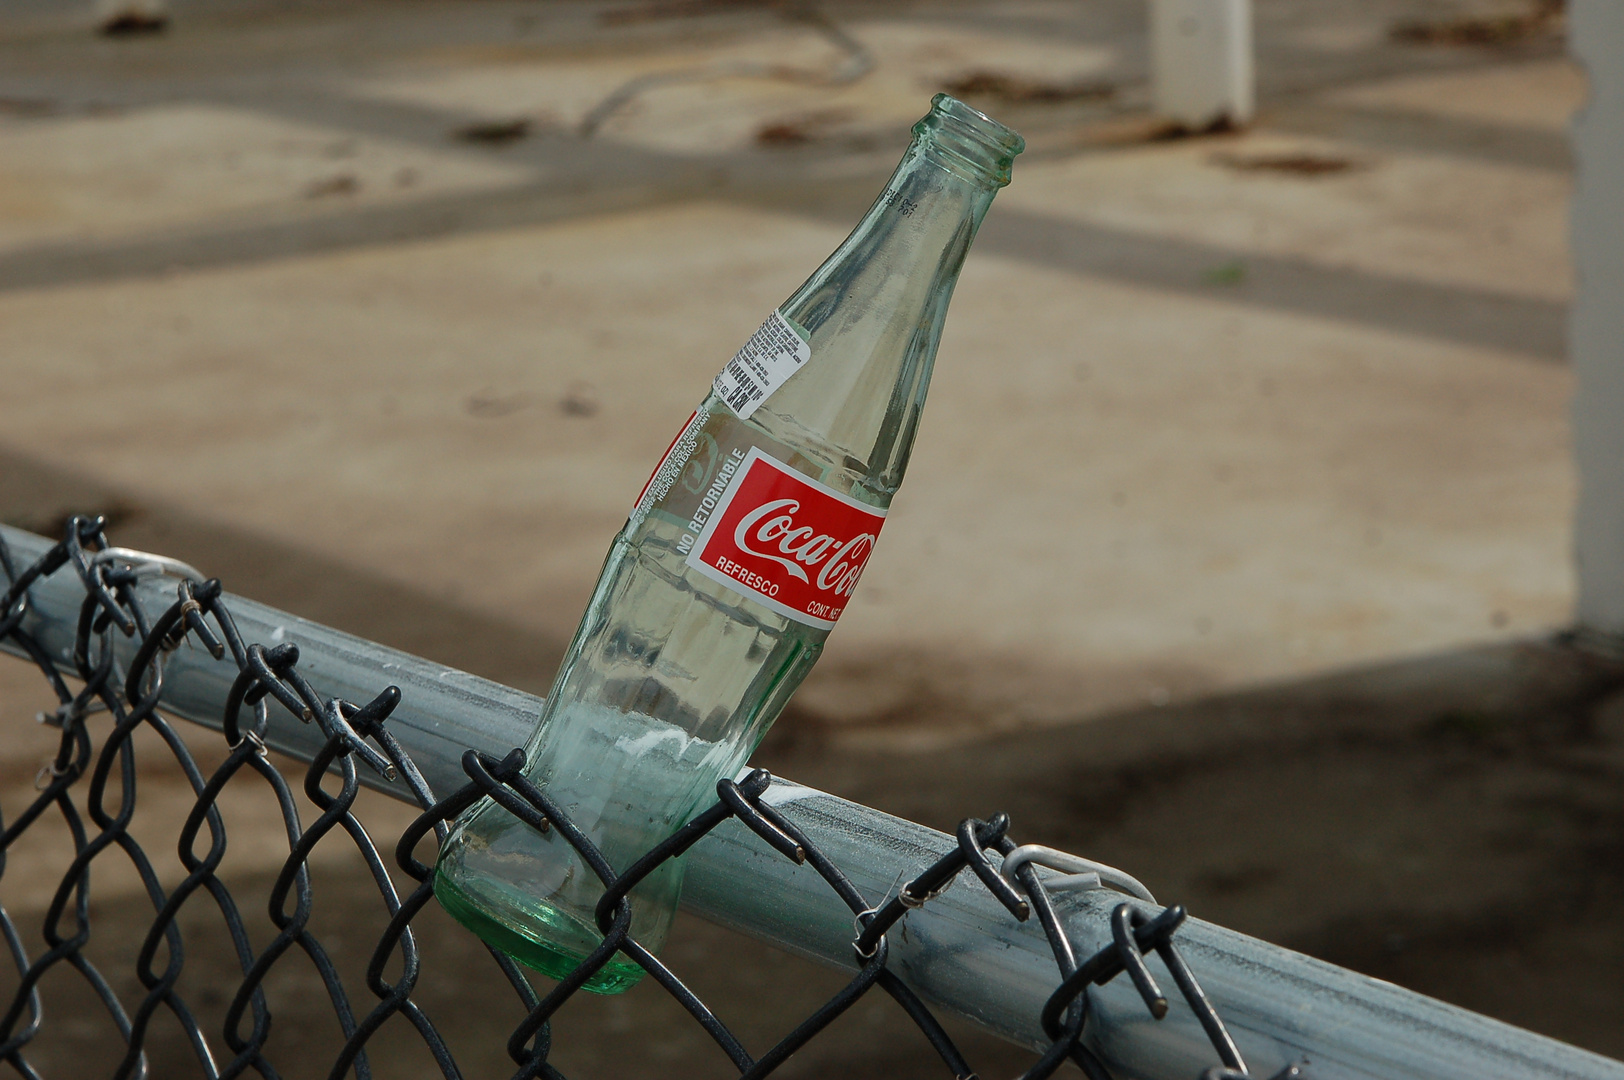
[{"left": 0, "top": 0, "right": 1619, "bottom": 1076}]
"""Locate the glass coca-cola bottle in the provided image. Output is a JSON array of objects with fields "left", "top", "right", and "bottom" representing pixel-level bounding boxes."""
[{"left": 434, "top": 94, "right": 1023, "bottom": 993}]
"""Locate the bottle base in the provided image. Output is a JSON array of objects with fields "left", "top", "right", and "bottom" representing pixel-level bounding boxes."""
[{"left": 433, "top": 865, "right": 647, "bottom": 995}]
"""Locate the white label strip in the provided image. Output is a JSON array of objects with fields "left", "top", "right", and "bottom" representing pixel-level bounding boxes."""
[{"left": 713, "top": 311, "right": 811, "bottom": 420}]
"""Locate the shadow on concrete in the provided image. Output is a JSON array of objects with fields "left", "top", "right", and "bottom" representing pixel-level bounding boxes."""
[
  {"left": 0, "top": 71, "right": 1569, "bottom": 364},
  {"left": 0, "top": 166, "right": 1567, "bottom": 364},
  {"left": 761, "top": 635, "right": 1624, "bottom": 1062}
]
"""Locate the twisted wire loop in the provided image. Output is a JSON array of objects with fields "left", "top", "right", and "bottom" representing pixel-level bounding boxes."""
[{"left": 0, "top": 520, "right": 1286, "bottom": 1080}]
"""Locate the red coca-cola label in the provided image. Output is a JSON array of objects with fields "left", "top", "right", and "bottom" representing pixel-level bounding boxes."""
[{"left": 684, "top": 447, "right": 886, "bottom": 629}]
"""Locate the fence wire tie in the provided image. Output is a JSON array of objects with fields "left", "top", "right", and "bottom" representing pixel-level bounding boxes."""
[
  {"left": 851, "top": 904, "right": 886, "bottom": 960},
  {"left": 89, "top": 546, "right": 206, "bottom": 585},
  {"left": 230, "top": 727, "right": 270, "bottom": 761},
  {"left": 31, "top": 760, "right": 70, "bottom": 792},
  {"left": 999, "top": 845, "right": 1157, "bottom": 903},
  {"left": 35, "top": 698, "right": 106, "bottom": 730},
  {"left": 899, "top": 864, "right": 956, "bottom": 910}
]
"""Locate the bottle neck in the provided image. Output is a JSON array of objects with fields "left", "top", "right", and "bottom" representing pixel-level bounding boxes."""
[{"left": 759, "top": 127, "right": 1010, "bottom": 501}]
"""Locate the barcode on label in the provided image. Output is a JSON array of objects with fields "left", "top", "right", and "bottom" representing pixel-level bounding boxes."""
[
  {"left": 713, "top": 311, "right": 811, "bottom": 420},
  {"left": 722, "top": 359, "right": 762, "bottom": 413}
]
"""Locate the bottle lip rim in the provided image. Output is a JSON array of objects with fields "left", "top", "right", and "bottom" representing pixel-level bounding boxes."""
[{"left": 922, "top": 93, "right": 1026, "bottom": 158}]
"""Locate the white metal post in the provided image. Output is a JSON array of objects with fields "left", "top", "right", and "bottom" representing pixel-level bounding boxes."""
[
  {"left": 1149, "top": 0, "right": 1255, "bottom": 130},
  {"left": 1572, "top": 0, "right": 1624, "bottom": 641}
]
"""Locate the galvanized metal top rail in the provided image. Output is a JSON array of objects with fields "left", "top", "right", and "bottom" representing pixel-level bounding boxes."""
[{"left": 2, "top": 524, "right": 1619, "bottom": 1080}]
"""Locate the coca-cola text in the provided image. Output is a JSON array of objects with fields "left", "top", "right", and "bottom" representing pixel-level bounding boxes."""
[{"left": 686, "top": 448, "right": 887, "bottom": 628}]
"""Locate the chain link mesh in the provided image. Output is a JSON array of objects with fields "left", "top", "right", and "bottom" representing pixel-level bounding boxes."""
[{"left": 0, "top": 517, "right": 1292, "bottom": 1080}]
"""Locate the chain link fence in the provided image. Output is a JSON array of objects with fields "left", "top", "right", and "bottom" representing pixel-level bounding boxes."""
[{"left": 0, "top": 516, "right": 1318, "bottom": 1078}]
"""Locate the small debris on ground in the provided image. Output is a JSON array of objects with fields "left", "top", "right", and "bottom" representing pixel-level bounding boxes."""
[
  {"left": 0, "top": 97, "right": 56, "bottom": 117},
  {"left": 755, "top": 108, "right": 854, "bottom": 147},
  {"left": 941, "top": 71, "right": 1115, "bottom": 104},
  {"left": 600, "top": 0, "right": 761, "bottom": 26},
  {"left": 1203, "top": 260, "right": 1247, "bottom": 286},
  {"left": 558, "top": 382, "right": 601, "bottom": 418},
  {"left": 303, "top": 174, "right": 360, "bottom": 198},
  {"left": 1211, "top": 151, "right": 1361, "bottom": 176},
  {"left": 453, "top": 118, "right": 533, "bottom": 145},
  {"left": 756, "top": 122, "right": 810, "bottom": 147},
  {"left": 96, "top": 0, "right": 169, "bottom": 36},
  {"left": 1390, "top": 0, "right": 1563, "bottom": 45},
  {"left": 1143, "top": 115, "right": 1245, "bottom": 143},
  {"left": 465, "top": 390, "right": 533, "bottom": 420}
]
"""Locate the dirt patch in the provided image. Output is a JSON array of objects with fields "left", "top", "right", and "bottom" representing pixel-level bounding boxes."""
[
  {"left": 558, "top": 380, "right": 601, "bottom": 417},
  {"left": 1391, "top": 0, "right": 1565, "bottom": 45},
  {"left": 0, "top": 97, "right": 57, "bottom": 118},
  {"left": 463, "top": 387, "right": 533, "bottom": 419},
  {"left": 940, "top": 71, "right": 1115, "bottom": 105},
  {"left": 1211, "top": 151, "right": 1363, "bottom": 176},
  {"left": 755, "top": 108, "right": 855, "bottom": 147},
  {"left": 303, "top": 174, "right": 360, "bottom": 198},
  {"left": 97, "top": 2, "right": 169, "bottom": 38},
  {"left": 452, "top": 118, "right": 535, "bottom": 146},
  {"left": 600, "top": 0, "right": 768, "bottom": 27}
]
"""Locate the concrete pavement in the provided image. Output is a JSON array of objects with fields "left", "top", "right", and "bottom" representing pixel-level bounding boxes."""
[
  {"left": 1, "top": 1, "right": 1614, "bottom": 1074},
  {"left": 0, "top": 0, "right": 1584, "bottom": 749}
]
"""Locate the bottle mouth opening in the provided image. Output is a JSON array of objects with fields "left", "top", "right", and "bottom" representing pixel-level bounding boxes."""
[{"left": 914, "top": 94, "right": 1026, "bottom": 185}]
